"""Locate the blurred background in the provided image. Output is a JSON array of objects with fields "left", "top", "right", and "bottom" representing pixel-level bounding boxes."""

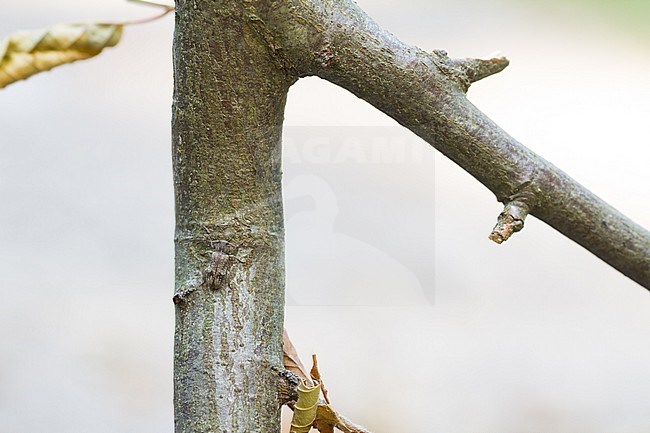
[{"left": 0, "top": 0, "right": 649, "bottom": 432}]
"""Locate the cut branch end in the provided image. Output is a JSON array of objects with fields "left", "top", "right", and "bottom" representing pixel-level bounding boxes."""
[
  {"left": 489, "top": 201, "right": 529, "bottom": 244},
  {"left": 454, "top": 56, "right": 510, "bottom": 84}
]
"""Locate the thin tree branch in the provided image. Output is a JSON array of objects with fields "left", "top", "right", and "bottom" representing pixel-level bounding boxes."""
[{"left": 252, "top": 0, "right": 650, "bottom": 289}]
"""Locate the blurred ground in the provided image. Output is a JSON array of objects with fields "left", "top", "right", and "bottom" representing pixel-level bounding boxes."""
[{"left": 0, "top": 1, "right": 648, "bottom": 432}]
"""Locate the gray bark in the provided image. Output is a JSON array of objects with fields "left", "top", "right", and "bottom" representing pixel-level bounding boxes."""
[
  {"left": 172, "top": 1, "right": 650, "bottom": 432},
  {"left": 253, "top": 0, "right": 649, "bottom": 288},
  {"left": 172, "top": 1, "right": 294, "bottom": 432}
]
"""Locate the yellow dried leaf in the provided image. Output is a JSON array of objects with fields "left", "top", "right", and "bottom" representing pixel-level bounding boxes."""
[
  {"left": 0, "top": 23, "right": 122, "bottom": 89},
  {"left": 290, "top": 380, "right": 321, "bottom": 433}
]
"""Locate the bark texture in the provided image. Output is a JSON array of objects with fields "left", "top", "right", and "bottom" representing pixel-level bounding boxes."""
[
  {"left": 173, "top": 1, "right": 649, "bottom": 433},
  {"left": 252, "top": 0, "right": 649, "bottom": 288},
  {"left": 172, "top": 1, "right": 294, "bottom": 432}
]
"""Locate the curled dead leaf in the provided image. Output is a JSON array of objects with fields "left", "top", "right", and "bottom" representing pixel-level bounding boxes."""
[
  {"left": 290, "top": 379, "right": 321, "bottom": 433},
  {"left": 282, "top": 328, "right": 373, "bottom": 433},
  {"left": 0, "top": 23, "right": 122, "bottom": 89}
]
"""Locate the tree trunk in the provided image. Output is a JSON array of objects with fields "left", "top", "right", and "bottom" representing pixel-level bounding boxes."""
[{"left": 172, "top": 1, "right": 294, "bottom": 432}]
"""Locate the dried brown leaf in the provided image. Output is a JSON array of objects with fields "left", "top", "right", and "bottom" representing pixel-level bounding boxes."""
[
  {"left": 283, "top": 328, "right": 313, "bottom": 386},
  {"left": 283, "top": 332, "right": 372, "bottom": 433},
  {"left": 314, "top": 405, "right": 372, "bottom": 433},
  {"left": 313, "top": 404, "right": 340, "bottom": 433},
  {"left": 310, "top": 353, "right": 330, "bottom": 404}
]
